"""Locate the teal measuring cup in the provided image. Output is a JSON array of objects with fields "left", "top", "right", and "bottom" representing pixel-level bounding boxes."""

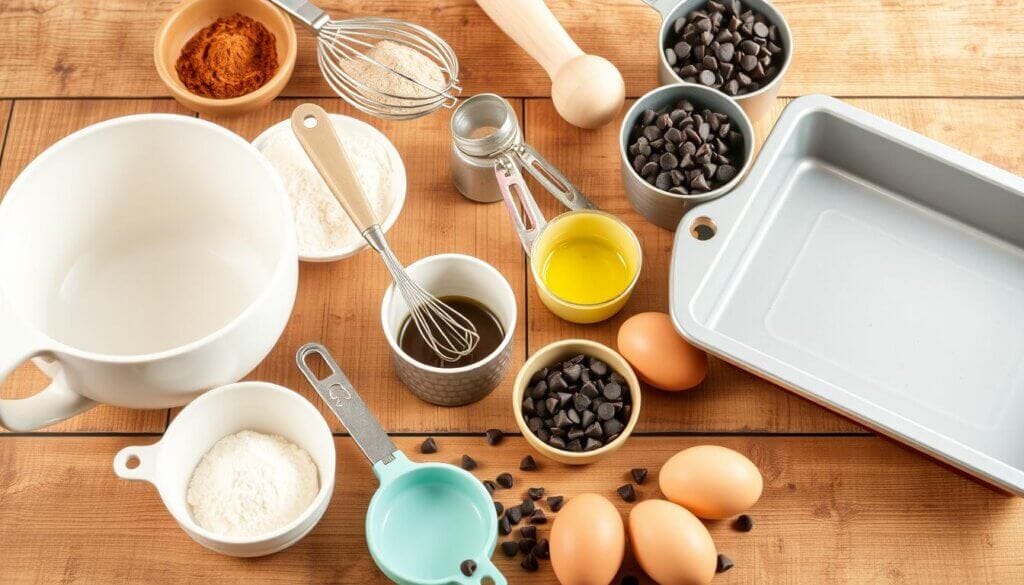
[{"left": 297, "top": 343, "right": 506, "bottom": 585}]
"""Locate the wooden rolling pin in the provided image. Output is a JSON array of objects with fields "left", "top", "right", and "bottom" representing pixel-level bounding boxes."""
[{"left": 476, "top": 0, "right": 625, "bottom": 129}]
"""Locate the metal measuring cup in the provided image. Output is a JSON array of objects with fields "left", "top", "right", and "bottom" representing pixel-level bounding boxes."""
[{"left": 450, "top": 93, "right": 595, "bottom": 208}]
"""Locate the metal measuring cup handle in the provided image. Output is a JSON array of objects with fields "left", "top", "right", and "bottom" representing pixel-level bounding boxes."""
[
  {"left": 296, "top": 343, "right": 403, "bottom": 471},
  {"left": 494, "top": 153, "right": 547, "bottom": 254},
  {"left": 514, "top": 143, "right": 597, "bottom": 211}
]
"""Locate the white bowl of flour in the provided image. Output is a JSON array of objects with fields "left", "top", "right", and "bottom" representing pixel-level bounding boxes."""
[{"left": 254, "top": 114, "right": 407, "bottom": 262}]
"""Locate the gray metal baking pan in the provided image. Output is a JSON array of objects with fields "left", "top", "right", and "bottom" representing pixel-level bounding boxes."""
[{"left": 670, "top": 95, "right": 1024, "bottom": 495}]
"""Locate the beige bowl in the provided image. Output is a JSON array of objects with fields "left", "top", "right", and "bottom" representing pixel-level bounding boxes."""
[
  {"left": 513, "top": 340, "right": 642, "bottom": 465},
  {"left": 154, "top": 0, "right": 297, "bottom": 116}
]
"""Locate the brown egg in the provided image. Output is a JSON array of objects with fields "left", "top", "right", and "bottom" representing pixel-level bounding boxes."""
[
  {"left": 628, "top": 499, "right": 717, "bottom": 585},
  {"left": 617, "top": 312, "right": 707, "bottom": 391},
  {"left": 660, "top": 445, "right": 763, "bottom": 519},
  {"left": 550, "top": 493, "right": 625, "bottom": 585}
]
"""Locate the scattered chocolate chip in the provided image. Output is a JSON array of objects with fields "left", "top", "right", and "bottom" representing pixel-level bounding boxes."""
[
  {"left": 733, "top": 514, "right": 754, "bottom": 532},
  {"left": 546, "top": 495, "right": 565, "bottom": 512},
  {"left": 419, "top": 437, "right": 437, "bottom": 454},
  {"left": 520, "top": 525, "right": 537, "bottom": 540},
  {"left": 521, "top": 552, "right": 539, "bottom": 571},
  {"left": 498, "top": 515, "right": 511, "bottom": 535},
  {"left": 494, "top": 501, "right": 504, "bottom": 516},
  {"left": 716, "top": 553, "right": 735, "bottom": 573},
  {"left": 482, "top": 480, "right": 497, "bottom": 495},
  {"left": 496, "top": 473, "right": 514, "bottom": 489},
  {"left": 617, "top": 483, "right": 637, "bottom": 503},
  {"left": 631, "top": 468, "right": 648, "bottom": 484},
  {"left": 519, "top": 538, "right": 537, "bottom": 554},
  {"left": 528, "top": 487, "right": 545, "bottom": 500},
  {"left": 460, "top": 559, "right": 476, "bottom": 577},
  {"left": 520, "top": 498, "right": 536, "bottom": 516},
  {"left": 534, "top": 538, "right": 550, "bottom": 560},
  {"left": 506, "top": 505, "right": 522, "bottom": 525},
  {"left": 485, "top": 429, "right": 504, "bottom": 446},
  {"left": 529, "top": 509, "right": 548, "bottom": 524},
  {"left": 519, "top": 455, "right": 538, "bottom": 471},
  {"left": 461, "top": 454, "right": 477, "bottom": 471},
  {"left": 501, "top": 540, "right": 519, "bottom": 557}
]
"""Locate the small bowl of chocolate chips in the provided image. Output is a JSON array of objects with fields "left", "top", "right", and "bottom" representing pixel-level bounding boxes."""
[
  {"left": 513, "top": 339, "right": 641, "bottom": 465},
  {"left": 619, "top": 83, "right": 754, "bottom": 230}
]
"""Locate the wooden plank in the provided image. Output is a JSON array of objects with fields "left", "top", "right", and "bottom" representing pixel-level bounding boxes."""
[
  {"left": 198, "top": 98, "right": 528, "bottom": 433},
  {"left": 0, "top": 99, "right": 191, "bottom": 433},
  {"left": 524, "top": 96, "right": 1024, "bottom": 433},
  {"left": 2, "top": 1, "right": 1023, "bottom": 98},
  {"left": 0, "top": 435, "right": 1021, "bottom": 583}
]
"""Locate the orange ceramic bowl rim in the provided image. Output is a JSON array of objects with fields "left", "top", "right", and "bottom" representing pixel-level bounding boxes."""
[
  {"left": 153, "top": 0, "right": 297, "bottom": 113},
  {"left": 512, "top": 339, "right": 642, "bottom": 465}
]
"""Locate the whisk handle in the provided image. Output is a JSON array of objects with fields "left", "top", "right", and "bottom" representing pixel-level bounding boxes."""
[
  {"left": 269, "top": 0, "right": 329, "bottom": 31},
  {"left": 291, "top": 103, "right": 379, "bottom": 234}
]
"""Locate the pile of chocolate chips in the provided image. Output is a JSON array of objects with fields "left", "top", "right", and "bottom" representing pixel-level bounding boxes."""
[
  {"left": 627, "top": 99, "right": 744, "bottom": 194},
  {"left": 663, "top": 0, "right": 784, "bottom": 95},
  {"left": 521, "top": 354, "right": 632, "bottom": 452}
]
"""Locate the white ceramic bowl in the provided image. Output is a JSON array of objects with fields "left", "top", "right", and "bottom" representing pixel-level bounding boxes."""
[
  {"left": 252, "top": 114, "right": 407, "bottom": 262},
  {"left": 113, "top": 382, "right": 336, "bottom": 557}
]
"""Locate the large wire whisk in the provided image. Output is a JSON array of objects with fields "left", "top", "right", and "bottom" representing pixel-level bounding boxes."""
[
  {"left": 290, "top": 104, "right": 479, "bottom": 363},
  {"left": 273, "top": 1, "right": 461, "bottom": 120}
]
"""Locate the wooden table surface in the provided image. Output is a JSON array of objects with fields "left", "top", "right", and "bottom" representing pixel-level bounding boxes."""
[{"left": 1, "top": 1, "right": 1023, "bottom": 583}]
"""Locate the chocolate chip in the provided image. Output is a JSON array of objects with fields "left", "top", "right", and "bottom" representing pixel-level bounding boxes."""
[
  {"left": 698, "top": 69, "right": 716, "bottom": 86},
  {"left": 521, "top": 552, "right": 539, "bottom": 571},
  {"left": 534, "top": 538, "right": 550, "bottom": 559},
  {"left": 496, "top": 473, "right": 514, "bottom": 489},
  {"left": 617, "top": 483, "right": 637, "bottom": 503},
  {"left": 597, "top": 402, "right": 616, "bottom": 421},
  {"left": 495, "top": 501, "right": 504, "bottom": 516},
  {"left": 717, "top": 553, "right": 735, "bottom": 573},
  {"left": 529, "top": 509, "right": 547, "bottom": 524},
  {"left": 520, "top": 497, "right": 536, "bottom": 516},
  {"left": 506, "top": 506, "right": 522, "bottom": 525},
  {"left": 501, "top": 540, "right": 519, "bottom": 557},
  {"left": 733, "top": 514, "right": 754, "bottom": 532},
  {"left": 642, "top": 108, "right": 657, "bottom": 126},
  {"left": 518, "top": 537, "right": 537, "bottom": 555},
  {"left": 546, "top": 495, "right": 564, "bottom": 512},
  {"left": 631, "top": 468, "right": 648, "bottom": 484},
  {"left": 419, "top": 437, "right": 437, "bottom": 454},
  {"left": 520, "top": 525, "right": 537, "bottom": 539},
  {"left": 461, "top": 454, "right": 477, "bottom": 471},
  {"left": 717, "top": 164, "right": 738, "bottom": 183},
  {"left": 483, "top": 480, "right": 497, "bottom": 495},
  {"left": 603, "top": 418, "right": 625, "bottom": 438},
  {"left": 520, "top": 455, "right": 538, "bottom": 471},
  {"left": 659, "top": 152, "right": 679, "bottom": 170},
  {"left": 584, "top": 437, "right": 603, "bottom": 451},
  {"left": 499, "top": 515, "right": 511, "bottom": 535},
  {"left": 528, "top": 487, "right": 545, "bottom": 500},
  {"left": 460, "top": 559, "right": 476, "bottom": 577},
  {"left": 486, "top": 429, "right": 504, "bottom": 446}
]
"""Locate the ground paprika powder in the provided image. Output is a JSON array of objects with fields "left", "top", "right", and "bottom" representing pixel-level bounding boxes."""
[{"left": 175, "top": 13, "right": 278, "bottom": 99}]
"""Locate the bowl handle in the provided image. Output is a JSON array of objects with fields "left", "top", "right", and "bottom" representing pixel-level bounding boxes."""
[
  {"left": 0, "top": 295, "right": 96, "bottom": 431},
  {"left": 454, "top": 558, "right": 506, "bottom": 585},
  {"left": 113, "top": 443, "right": 162, "bottom": 484}
]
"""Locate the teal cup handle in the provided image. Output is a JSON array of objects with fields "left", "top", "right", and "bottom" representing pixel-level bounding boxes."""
[{"left": 457, "top": 558, "right": 505, "bottom": 585}]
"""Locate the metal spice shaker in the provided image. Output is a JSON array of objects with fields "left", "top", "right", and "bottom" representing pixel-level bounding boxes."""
[{"left": 450, "top": 93, "right": 594, "bottom": 208}]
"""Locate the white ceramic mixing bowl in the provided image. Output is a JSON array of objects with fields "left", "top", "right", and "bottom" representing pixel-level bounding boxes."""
[
  {"left": 0, "top": 114, "right": 297, "bottom": 431},
  {"left": 113, "top": 382, "right": 336, "bottom": 557}
]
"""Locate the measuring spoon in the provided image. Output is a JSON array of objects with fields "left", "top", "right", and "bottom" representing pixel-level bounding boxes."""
[{"left": 296, "top": 343, "right": 505, "bottom": 585}]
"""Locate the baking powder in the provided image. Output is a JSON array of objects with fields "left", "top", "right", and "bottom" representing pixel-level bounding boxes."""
[
  {"left": 186, "top": 430, "right": 319, "bottom": 537},
  {"left": 259, "top": 119, "right": 393, "bottom": 256}
]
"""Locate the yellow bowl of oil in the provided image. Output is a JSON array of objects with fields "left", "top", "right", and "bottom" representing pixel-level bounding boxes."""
[{"left": 530, "top": 210, "right": 642, "bottom": 324}]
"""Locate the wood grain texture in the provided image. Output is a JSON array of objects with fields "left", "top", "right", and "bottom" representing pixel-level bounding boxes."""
[
  {"left": 0, "top": 99, "right": 192, "bottom": 433},
  {"left": 0, "top": 435, "right": 1021, "bottom": 584},
  {"left": 525, "top": 95, "right": 1024, "bottom": 433},
  {"left": 197, "top": 98, "right": 528, "bottom": 433},
  {"left": 2, "top": 1, "right": 1023, "bottom": 98}
]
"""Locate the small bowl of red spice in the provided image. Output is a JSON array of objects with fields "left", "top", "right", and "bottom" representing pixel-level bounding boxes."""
[{"left": 155, "top": 0, "right": 296, "bottom": 116}]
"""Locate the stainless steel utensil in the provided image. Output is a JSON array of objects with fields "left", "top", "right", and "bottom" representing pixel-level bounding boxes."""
[
  {"left": 619, "top": 84, "right": 754, "bottom": 230},
  {"left": 291, "top": 103, "right": 479, "bottom": 363},
  {"left": 271, "top": 0, "right": 460, "bottom": 120},
  {"left": 451, "top": 93, "right": 595, "bottom": 209},
  {"left": 672, "top": 95, "right": 1024, "bottom": 495}
]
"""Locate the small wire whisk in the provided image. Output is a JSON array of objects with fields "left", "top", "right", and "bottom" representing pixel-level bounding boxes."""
[
  {"left": 273, "top": 0, "right": 461, "bottom": 120},
  {"left": 290, "top": 103, "right": 479, "bottom": 362}
]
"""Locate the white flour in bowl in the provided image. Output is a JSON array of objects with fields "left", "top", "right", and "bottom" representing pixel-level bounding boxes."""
[
  {"left": 186, "top": 430, "right": 319, "bottom": 537},
  {"left": 259, "top": 119, "right": 393, "bottom": 257}
]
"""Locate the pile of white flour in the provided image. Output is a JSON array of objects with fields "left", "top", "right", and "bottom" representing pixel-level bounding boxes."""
[
  {"left": 259, "top": 119, "right": 393, "bottom": 256},
  {"left": 186, "top": 430, "right": 319, "bottom": 537}
]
